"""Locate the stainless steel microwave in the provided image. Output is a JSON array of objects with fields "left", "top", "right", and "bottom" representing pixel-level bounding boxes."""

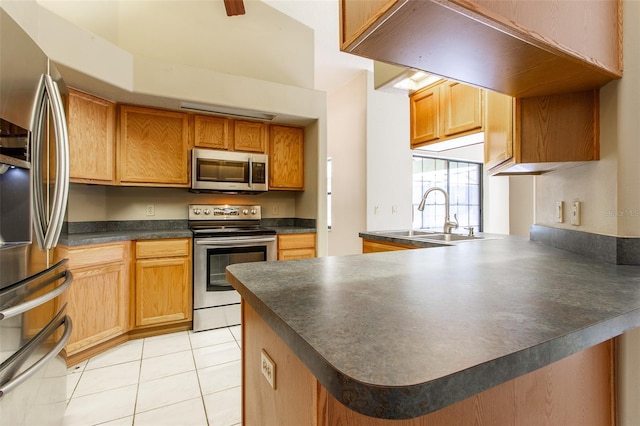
[{"left": 191, "top": 148, "right": 268, "bottom": 192}]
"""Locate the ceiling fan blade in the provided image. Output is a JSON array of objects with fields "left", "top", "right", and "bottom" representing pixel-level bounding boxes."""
[{"left": 224, "top": 0, "right": 245, "bottom": 16}]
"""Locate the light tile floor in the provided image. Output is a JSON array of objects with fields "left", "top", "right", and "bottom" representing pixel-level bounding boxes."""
[{"left": 63, "top": 326, "right": 242, "bottom": 426}]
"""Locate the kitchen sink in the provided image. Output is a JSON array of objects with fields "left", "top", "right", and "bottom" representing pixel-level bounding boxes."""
[
  {"left": 413, "top": 233, "right": 484, "bottom": 242},
  {"left": 379, "top": 230, "right": 439, "bottom": 237}
]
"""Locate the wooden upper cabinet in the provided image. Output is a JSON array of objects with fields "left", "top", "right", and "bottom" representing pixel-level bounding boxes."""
[
  {"left": 340, "top": 0, "right": 621, "bottom": 97},
  {"left": 485, "top": 89, "right": 599, "bottom": 175},
  {"left": 443, "top": 81, "right": 483, "bottom": 137},
  {"left": 233, "top": 120, "right": 268, "bottom": 153},
  {"left": 269, "top": 125, "right": 304, "bottom": 190},
  {"left": 119, "top": 105, "right": 191, "bottom": 187},
  {"left": 410, "top": 84, "right": 440, "bottom": 146},
  {"left": 193, "top": 115, "right": 229, "bottom": 150},
  {"left": 410, "top": 80, "right": 482, "bottom": 149},
  {"left": 66, "top": 88, "right": 116, "bottom": 184}
]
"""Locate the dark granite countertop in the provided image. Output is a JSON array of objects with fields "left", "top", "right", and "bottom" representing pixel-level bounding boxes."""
[
  {"left": 59, "top": 229, "right": 193, "bottom": 246},
  {"left": 59, "top": 220, "right": 315, "bottom": 246},
  {"left": 226, "top": 237, "right": 640, "bottom": 419}
]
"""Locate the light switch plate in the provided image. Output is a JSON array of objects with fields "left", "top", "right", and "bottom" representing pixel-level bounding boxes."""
[
  {"left": 261, "top": 349, "right": 276, "bottom": 389},
  {"left": 571, "top": 201, "right": 581, "bottom": 226},
  {"left": 555, "top": 201, "right": 564, "bottom": 223}
]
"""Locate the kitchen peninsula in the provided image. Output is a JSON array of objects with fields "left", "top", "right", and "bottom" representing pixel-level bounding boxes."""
[{"left": 226, "top": 238, "right": 640, "bottom": 424}]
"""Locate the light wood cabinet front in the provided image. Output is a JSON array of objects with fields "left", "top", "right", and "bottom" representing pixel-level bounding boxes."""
[
  {"left": 485, "top": 89, "right": 599, "bottom": 175},
  {"left": 134, "top": 239, "right": 192, "bottom": 328},
  {"left": 277, "top": 233, "right": 315, "bottom": 260},
  {"left": 362, "top": 239, "right": 416, "bottom": 253},
  {"left": 119, "top": 105, "right": 191, "bottom": 186},
  {"left": 269, "top": 125, "right": 304, "bottom": 190},
  {"left": 442, "top": 81, "right": 483, "bottom": 136},
  {"left": 410, "top": 80, "right": 483, "bottom": 149},
  {"left": 67, "top": 88, "right": 116, "bottom": 184},
  {"left": 410, "top": 84, "right": 440, "bottom": 145},
  {"left": 194, "top": 115, "right": 229, "bottom": 150},
  {"left": 243, "top": 302, "right": 318, "bottom": 426},
  {"left": 60, "top": 242, "right": 130, "bottom": 358},
  {"left": 233, "top": 120, "right": 268, "bottom": 153}
]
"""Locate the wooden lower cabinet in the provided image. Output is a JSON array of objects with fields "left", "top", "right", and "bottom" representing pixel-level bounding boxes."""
[
  {"left": 277, "top": 233, "right": 316, "bottom": 260},
  {"left": 243, "top": 301, "right": 614, "bottom": 426},
  {"left": 133, "top": 239, "right": 192, "bottom": 328},
  {"left": 243, "top": 302, "right": 318, "bottom": 426},
  {"left": 362, "top": 238, "right": 416, "bottom": 253},
  {"left": 58, "top": 242, "right": 131, "bottom": 364}
]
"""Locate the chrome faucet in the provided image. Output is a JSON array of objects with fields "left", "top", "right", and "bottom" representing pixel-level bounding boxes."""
[{"left": 417, "top": 186, "right": 459, "bottom": 234}]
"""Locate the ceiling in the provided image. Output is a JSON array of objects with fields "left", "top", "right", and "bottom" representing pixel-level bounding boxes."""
[{"left": 262, "top": 0, "right": 372, "bottom": 93}]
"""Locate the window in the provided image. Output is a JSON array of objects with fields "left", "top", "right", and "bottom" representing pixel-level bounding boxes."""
[{"left": 412, "top": 156, "right": 482, "bottom": 232}]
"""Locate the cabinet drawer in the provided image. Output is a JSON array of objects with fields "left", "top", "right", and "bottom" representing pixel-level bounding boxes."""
[
  {"left": 278, "top": 248, "right": 316, "bottom": 260},
  {"left": 65, "top": 242, "right": 130, "bottom": 269},
  {"left": 278, "top": 234, "right": 316, "bottom": 250},
  {"left": 136, "top": 238, "right": 191, "bottom": 259}
]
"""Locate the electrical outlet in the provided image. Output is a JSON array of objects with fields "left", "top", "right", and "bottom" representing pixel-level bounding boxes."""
[
  {"left": 272, "top": 205, "right": 280, "bottom": 215},
  {"left": 146, "top": 205, "right": 155, "bottom": 216},
  {"left": 556, "top": 201, "right": 564, "bottom": 223},
  {"left": 571, "top": 201, "right": 581, "bottom": 226},
  {"left": 261, "top": 350, "right": 276, "bottom": 389}
]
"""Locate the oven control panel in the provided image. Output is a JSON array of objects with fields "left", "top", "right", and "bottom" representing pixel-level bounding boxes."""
[{"left": 188, "top": 204, "right": 262, "bottom": 221}]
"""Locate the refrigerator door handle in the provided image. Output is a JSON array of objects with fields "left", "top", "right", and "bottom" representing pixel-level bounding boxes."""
[
  {"left": 31, "top": 74, "right": 70, "bottom": 250},
  {"left": 0, "top": 315, "right": 72, "bottom": 398},
  {"left": 0, "top": 269, "right": 72, "bottom": 321}
]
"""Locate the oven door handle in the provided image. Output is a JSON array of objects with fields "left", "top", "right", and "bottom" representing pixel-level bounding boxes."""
[{"left": 195, "top": 237, "right": 276, "bottom": 246}]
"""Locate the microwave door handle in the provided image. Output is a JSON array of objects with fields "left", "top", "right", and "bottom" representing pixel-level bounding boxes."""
[
  {"left": 248, "top": 157, "right": 253, "bottom": 189},
  {"left": 42, "top": 75, "right": 69, "bottom": 250}
]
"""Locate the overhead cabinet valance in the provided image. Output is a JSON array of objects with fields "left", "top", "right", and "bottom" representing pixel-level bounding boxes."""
[{"left": 340, "top": 0, "right": 622, "bottom": 97}]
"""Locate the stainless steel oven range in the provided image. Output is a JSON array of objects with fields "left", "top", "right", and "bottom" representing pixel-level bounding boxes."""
[{"left": 189, "top": 204, "right": 276, "bottom": 331}]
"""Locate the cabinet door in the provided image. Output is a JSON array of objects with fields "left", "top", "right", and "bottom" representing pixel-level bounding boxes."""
[
  {"left": 67, "top": 88, "right": 116, "bottom": 184},
  {"left": 194, "top": 115, "right": 229, "bottom": 150},
  {"left": 443, "top": 82, "right": 483, "bottom": 136},
  {"left": 484, "top": 90, "right": 515, "bottom": 171},
  {"left": 134, "top": 239, "right": 192, "bottom": 328},
  {"left": 233, "top": 120, "right": 268, "bottom": 153},
  {"left": 410, "top": 84, "right": 440, "bottom": 147},
  {"left": 119, "top": 106, "right": 190, "bottom": 186},
  {"left": 269, "top": 125, "right": 304, "bottom": 190},
  {"left": 135, "top": 256, "right": 191, "bottom": 327},
  {"left": 64, "top": 242, "right": 130, "bottom": 356}
]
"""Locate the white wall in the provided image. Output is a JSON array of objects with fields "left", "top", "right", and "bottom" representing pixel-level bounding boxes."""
[
  {"left": 327, "top": 72, "right": 367, "bottom": 256},
  {"left": 365, "top": 71, "right": 413, "bottom": 231},
  {"left": 36, "top": 0, "right": 314, "bottom": 89},
  {"left": 66, "top": 185, "right": 298, "bottom": 222}
]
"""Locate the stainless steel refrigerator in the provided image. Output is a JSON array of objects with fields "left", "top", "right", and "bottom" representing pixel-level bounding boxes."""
[{"left": 0, "top": 7, "right": 72, "bottom": 426}]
